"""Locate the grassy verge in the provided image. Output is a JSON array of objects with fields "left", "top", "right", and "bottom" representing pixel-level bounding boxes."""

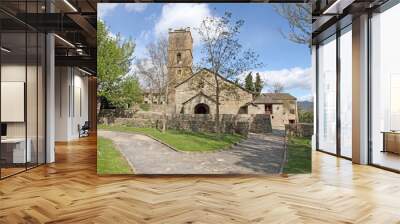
[
  {"left": 98, "top": 124, "right": 244, "bottom": 152},
  {"left": 283, "top": 136, "right": 312, "bottom": 174},
  {"left": 97, "top": 137, "right": 134, "bottom": 174}
]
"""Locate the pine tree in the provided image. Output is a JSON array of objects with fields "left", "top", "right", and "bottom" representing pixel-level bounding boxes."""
[
  {"left": 244, "top": 72, "right": 254, "bottom": 92},
  {"left": 254, "top": 72, "right": 263, "bottom": 95}
]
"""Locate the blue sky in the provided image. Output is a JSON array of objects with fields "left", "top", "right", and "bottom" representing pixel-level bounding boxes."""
[{"left": 99, "top": 3, "right": 312, "bottom": 101}]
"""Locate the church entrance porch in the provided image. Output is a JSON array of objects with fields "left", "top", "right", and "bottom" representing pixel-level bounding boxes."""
[{"left": 194, "top": 103, "right": 210, "bottom": 114}]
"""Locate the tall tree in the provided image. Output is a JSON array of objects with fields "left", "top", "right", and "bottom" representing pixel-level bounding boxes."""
[
  {"left": 254, "top": 72, "right": 263, "bottom": 95},
  {"left": 196, "top": 12, "right": 261, "bottom": 134},
  {"left": 97, "top": 20, "right": 138, "bottom": 109},
  {"left": 135, "top": 37, "right": 169, "bottom": 132},
  {"left": 120, "top": 76, "right": 143, "bottom": 108},
  {"left": 244, "top": 72, "right": 254, "bottom": 92},
  {"left": 298, "top": 109, "right": 313, "bottom": 123},
  {"left": 273, "top": 3, "right": 312, "bottom": 46}
]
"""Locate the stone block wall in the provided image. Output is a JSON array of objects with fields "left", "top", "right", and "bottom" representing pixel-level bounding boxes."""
[
  {"left": 285, "top": 123, "right": 313, "bottom": 138},
  {"left": 98, "top": 111, "right": 272, "bottom": 136}
]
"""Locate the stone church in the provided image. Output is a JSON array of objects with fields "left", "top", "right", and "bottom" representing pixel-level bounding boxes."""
[{"left": 159, "top": 28, "right": 298, "bottom": 126}]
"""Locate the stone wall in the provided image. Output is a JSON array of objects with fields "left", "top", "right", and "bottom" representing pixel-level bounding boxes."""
[
  {"left": 98, "top": 108, "right": 137, "bottom": 118},
  {"left": 98, "top": 112, "right": 272, "bottom": 136},
  {"left": 285, "top": 123, "right": 313, "bottom": 138}
]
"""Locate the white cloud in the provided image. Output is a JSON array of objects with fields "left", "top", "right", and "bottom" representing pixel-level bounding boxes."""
[
  {"left": 124, "top": 3, "right": 148, "bottom": 12},
  {"left": 98, "top": 3, "right": 119, "bottom": 19},
  {"left": 98, "top": 3, "right": 148, "bottom": 19},
  {"left": 154, "top": 3, "right": 212, "bottom": 46},
  {"left": 250, "top": 67, "right": 312, "bottom": 92},
  {"left": 139, "top": 30, "right": 151, "bottom": 41}
]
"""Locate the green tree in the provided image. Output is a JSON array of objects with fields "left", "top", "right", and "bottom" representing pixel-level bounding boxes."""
[
  {"left": 298, "top": 110, "right": 313, "bottom": 123},
  {"left": 254, "top": 72, "right": 263, "bottom": 95},
  {"left": 121, "top": 76, "right": 143, "bottom": 108},
  {"left": 244, "top": 72, "right": 254, "bottom": 92},
  {"left": 97, "top": 20, "right": 139, "bottom": 109}
]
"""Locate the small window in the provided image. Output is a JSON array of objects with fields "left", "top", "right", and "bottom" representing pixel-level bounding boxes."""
[
  {"left": 177, "top": 69, "right": 182, "bottom": 75},
  {"left": 265, "top": 104, "right": 273, "bottom": 114},
  {"left": 239, "top": 106, "right": 248, "bottom": 114},
  {"left": 177, "top": 53, "right": 182, "bottom": 64},
  {"left": 290, "top": 109, "right": 295, "bottom": 114}
]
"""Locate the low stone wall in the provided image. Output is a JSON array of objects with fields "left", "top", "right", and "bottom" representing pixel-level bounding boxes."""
[
  {"left": 98, "top": 112, "right": 162, "bottom": 128},
  {"left": 285, "top": 123, "right": 313, "bottom": 138},
  {"left": 98, "top": 109, "right": 138, "bottom": 118},
  {"left": 98, "top": 113, "right": 272, "bottom": 135}
]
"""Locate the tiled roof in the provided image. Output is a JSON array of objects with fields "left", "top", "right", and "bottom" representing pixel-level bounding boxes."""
[{"left": 253, "top": 93, "right": 297, "bottom": 104}]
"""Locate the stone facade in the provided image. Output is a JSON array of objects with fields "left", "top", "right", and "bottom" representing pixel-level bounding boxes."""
[
  {"left": 253, "top": 93, "right": 298, "bottom": 128},
  {"left": 174, "top": 69, "right": 256, "bottom": 115},
  {"left": 143, "top": 91, "right": 165, "bottom": 105}
]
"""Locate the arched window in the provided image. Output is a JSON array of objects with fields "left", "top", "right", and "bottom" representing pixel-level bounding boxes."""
[
  {"left": 177, "top": 53, "right": 182, "bottom": 64},
  {"left": 194, "top": 103, "right": 210, "bottom": 114}
]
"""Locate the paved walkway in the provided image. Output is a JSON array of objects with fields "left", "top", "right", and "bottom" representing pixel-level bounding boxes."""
[{"left": 98, "top": 130, "right": 286, "bottom": 174}]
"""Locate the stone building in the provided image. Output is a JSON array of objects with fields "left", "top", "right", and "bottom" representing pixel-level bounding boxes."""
[
  {"left": 167, "top": 28, "right": 261, "bottom": 115},
  {"left": 147, "top": 28, "right": 298, "bottom": 127},
  {"left": 143, "top": 89, "right": 165, "bottom": 105},
  {"left": 253, "top": 93, "right": 298, "bottom": 128}
]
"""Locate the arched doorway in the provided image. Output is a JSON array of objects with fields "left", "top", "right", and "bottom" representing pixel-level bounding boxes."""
[{"left": 194, "top": 103, "right": 210, "bottom": 114}]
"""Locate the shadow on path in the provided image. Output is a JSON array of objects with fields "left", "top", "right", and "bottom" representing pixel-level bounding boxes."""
[{"left": 98, "top": 130, "right": 285, "bottom": 174}]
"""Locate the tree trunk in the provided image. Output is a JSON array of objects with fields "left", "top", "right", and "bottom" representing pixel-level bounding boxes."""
[
  {"left": 214, "top": 74, "right": 221, "bottom": 136},
  {"left": 162, "top": 86, "right": 169, "bottom": 133},
  {"left": 97, "top": 97, "right": 102, "bottom": 115}
]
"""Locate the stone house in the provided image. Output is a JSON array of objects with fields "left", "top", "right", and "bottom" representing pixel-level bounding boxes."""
[
  {"left": 143, "top": 89, "right": 165, "bottom": 105},
  {"left": 253, "top": 93, "right": 298, "bottom": 128}
]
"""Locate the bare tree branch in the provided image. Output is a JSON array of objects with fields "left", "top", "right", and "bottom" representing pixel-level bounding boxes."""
[
  {"left": 273, "top": 3, "right": 312, "bottom": 46},
  {"left": 195, "top": 11, "right": 262, "bottom": 134},
  {"left": 135, "top": 37, "right": 169, "bottom": 132},
  {"left": 269, "top": 81, "right": 285, "bottom": 93}
]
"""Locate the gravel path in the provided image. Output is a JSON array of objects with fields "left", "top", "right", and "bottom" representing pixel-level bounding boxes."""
[{"left": 98, "top": 130, "right": 285, "bottom": 174}]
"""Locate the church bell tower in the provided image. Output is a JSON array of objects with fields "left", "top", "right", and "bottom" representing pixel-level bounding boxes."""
[{"left": 167, "top": 28, "right": 193, "bottom": 111}]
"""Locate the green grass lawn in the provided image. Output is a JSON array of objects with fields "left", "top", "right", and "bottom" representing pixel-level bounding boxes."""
[
  {"left": 97, "top": 137, "right": 133, "bottom": 174},
  {"left": 98, "top": 124, "right": 244, "bottom": 152},
  {"left": 283, "top": 136, "right": 312, "bottom": 174},
  {"left": 139, "top": 104, "right": 150, "bottom": 111}
]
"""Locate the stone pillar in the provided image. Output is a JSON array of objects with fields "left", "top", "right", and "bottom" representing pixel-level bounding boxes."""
[
  {"left": 46, "top": 0, "right": 55, "bottom": 163},
  {"left": 46, "top": 33, "right": 55, "bottom": 163},
  {"left": 311, "top": 45, "right": 317, "bottom": 151},
  {"left": 352, "top": 14, "right": 369, "bottom": 164}
]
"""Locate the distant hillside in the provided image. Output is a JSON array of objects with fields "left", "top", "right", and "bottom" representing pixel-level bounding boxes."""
[{"left": 297, "top": 101, "right": 313, "bottom": 112}]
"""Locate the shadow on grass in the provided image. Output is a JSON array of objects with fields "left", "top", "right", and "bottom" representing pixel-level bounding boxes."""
[
  {"left": 98, "top": 124, "right": 244, "bottom": 152},
  {"left": 283, "top": 137, "right": 312, "bottom": 174}
]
